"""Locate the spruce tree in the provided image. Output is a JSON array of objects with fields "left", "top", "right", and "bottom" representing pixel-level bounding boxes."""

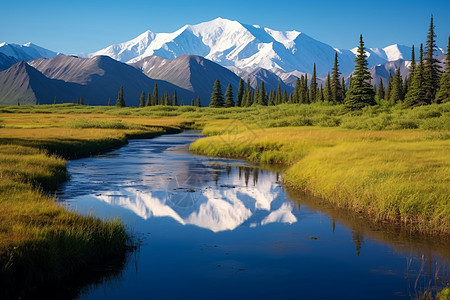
[
  {"left": 376, "top": 78, "right": 385, "bottom": 100},
  {"left": 325, "top": 73, "right": 332, "bottom": 102},
  {"left": 331, "top": 52, "right": 344, "bottom": 103},
  {"left": 310, "top": 63, "right": 317, "bottom": 103},
  {"left": 139, "top": 91, "right": 145, "bottom": 107},
  {"left": 79, "top": 96, "right": 84, "bottom": 105},
  {"left": 404, "top": 44, "right": 427, "bottom": 108},
  {"left": 282, "top": 90, "right": 288, "bottom": 103},
  {"left": 389, "top": 69, "right": 403, "bottom": 103},
  {"left": 294, "top": 78, "right": 301, "bottom": 103},
  {"left": 210, "top": 78, "right": 225, "bottom": 107},
  {"left": 319, "top": 84, "right": 324, "bottom": 101},
  {"left": 116, "top": 85, "right": 126, "bottom": 107},
  {"left": 344, "top": 35, "right": 376, "bottom": 110},
  {"left": 246, "top": 80, "right": 253, "bottom": 106},
  {"left": 151, "top": 83, "right": 158, "bottom": 106},
  {"left": 237, "top": 78, "right": 244, "bottom": 107},
  {"left": 277, "top": 82, "right": 282, "bottom": 104},
  {"left": 410, "top": 45, "right": 416, "bottom": 74},
  {"left": 146, "top": 92, "right": 151, "bottom": 106},
  {"left": 224, "top": 83, "right": 234, "bottom": 107},
  {"left": 269, "top": 90, "right": 275, "bottom": 105},
  {"left": 423, "top": 15, "right": 442, "bottom": 103},
  {"left": 191, "top": 99, "right": 195, "bottom": 106},
  {"left": 253, "top": 86, "right": 259, "bottom": 105},
  {"left": 173, "top": 89, "right": 178, "bottom": 106},
  {"left": 435, "top": 36, "right": 450, "bottom": 103},
  {"left": 196, "top": 96, "right": 201, "bottom": 107},
  {"left": 108, "top": 98, "right": 111, "bottom": 106},
  {"left": 54, "top": 96, "right": 56, "bottom": 105},
  {"left": 254, "top": 81, "right": 267, "bottom": 105}
]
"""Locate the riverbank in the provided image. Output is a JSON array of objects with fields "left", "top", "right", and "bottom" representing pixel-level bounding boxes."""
[
  {"left": 190, "top": 126, "right": 450, "bottom": 237},
  {"left": 0, "top": 114, "right": 185, "bottom": 299}
]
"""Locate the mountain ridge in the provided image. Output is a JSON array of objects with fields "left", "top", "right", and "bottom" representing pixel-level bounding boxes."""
[{"left": 88, "top": 17, "right": 444, "bottom": 77}]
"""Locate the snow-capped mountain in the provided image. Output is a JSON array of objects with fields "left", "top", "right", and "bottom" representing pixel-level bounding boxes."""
[
  {"left": 0, "top": 42, "right": 61, "bottom": 61},
  {"left": 90, "top": 18, "right": 440, "bottom": 77}
]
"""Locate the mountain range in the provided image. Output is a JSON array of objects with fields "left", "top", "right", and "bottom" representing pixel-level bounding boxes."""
[
  {"left": 0, "top": 56, "right": 194, "bottom": 106},
  {"left": 0, "top": 18, "right": 446, "bottom": 105}
]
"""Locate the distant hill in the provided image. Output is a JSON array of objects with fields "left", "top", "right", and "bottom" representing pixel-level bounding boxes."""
[
  {"left": 0, "top": 53, "right": 19, "bottom": 71},
  {"left": 0, "top": 56, "right": 194, "bottom": 105},
  {"left": 130, "top": 55, "right": 241, "bottom": 106}
]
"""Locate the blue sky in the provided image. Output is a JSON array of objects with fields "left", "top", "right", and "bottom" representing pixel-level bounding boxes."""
[{"left": 1, "top": 0, "right": 449, "bottom": 54}]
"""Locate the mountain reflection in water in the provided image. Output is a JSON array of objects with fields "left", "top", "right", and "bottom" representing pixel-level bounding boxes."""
[{"left": 58, "top": 132, "right": 450, "bottom": 300}]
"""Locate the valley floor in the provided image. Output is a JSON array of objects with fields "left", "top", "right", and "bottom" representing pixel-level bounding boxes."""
[{"left": 0, "top": 102, "right": 449, "bottom": 297}]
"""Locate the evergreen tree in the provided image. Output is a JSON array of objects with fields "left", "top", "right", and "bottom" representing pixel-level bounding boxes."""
[
  {"left": 319, "top": 84, "right": 324, "bottom": 101},
  {"left": 376, "top": 78, "right": 385, "bottom": 100},
  {"left": 277, "top": 82, "right": 282, "bottom": 104},
  {"left": 146, "top": 92, "right": 151, "bottom": 106},
  {"left": 269, "top": 90, "right": 275, "bottom": 105},
  {"left": 116, "top": 85, "right": 126, "bottom": 107},
  {"left": 224, "top": 83, "right": 235, "bottom": 107},
  {"left": 435, "top": 36, "right": 450, "bottom": 103},
  {"left": 151, "top": 83, "right": 158, "bottom": 106},
  {"left": 54, "top": 96, "right": 56, "bottom": 105},
  {"left": 299, "top": 75, "right": 308, "bottom": 104},
  {"left": 389, "top": 69, "right": 403, "bottom": 103},
  {"left": 196, "top": 96, "right": 201, "bottom": 107},
  {"left": 108, "top": 98, "right": 111, "bottom": 106},
  {"left": 423, "top": 15, "right": 442, "bottom": 103},
  {"left": 310, "top": 63, "right": 317, "bottom": 103},
  {"left": 344, "top": 35, "right": 376, "bottom": 110},
  {"left": 209, "top": 78, "right": 225, "bottom": 107},
  {"left": 294, "top": 78, "right": 301, "bottom": 103},
  {"left": 139, "top": 91, "right": 145, "bottom": 107},
  {"left": 191, "top": 99, "right": 195, "bottom": 106},
  {"left": 410, "top": 45, "right": 416, "bottom": 74},
  {"left": 403, "top": 77, "right": 409, "bottom": 98},
  {"left": 325, "top": 73, "right": 332, "bottom": 102},
  {"left": 236, "top": 78, "right": 244, "bottom": 107},
  {"left": 331, "top": 52, "right": 344, "bottom": 103},
  {"left": 246, "top": 80, "right": 253, "bottom": 106},
  {"left": 80, "top": 96, "right": 83, "bottom": 105},
  {"left": 404, "top": 44, "right": 427, "bottom": 108},
  {"left": 253, "top": 86, "right": 259, "bottom": 105},
  {"left": 255, "top": 81, "right": 267, "bottom": 105},
  {"left": 173, "top": 89, "right": 178, "bottom": 106},
  {"left": 282, "top": 90, "right": 288, "bottom": 103}
]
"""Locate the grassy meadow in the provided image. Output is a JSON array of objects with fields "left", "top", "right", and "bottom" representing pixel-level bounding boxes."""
[
  {"left": 0, "top": 101, "right": 449, "bottom": 296},
  {"left": 0, "top": 111, "right": 186, "bottom": 298}
]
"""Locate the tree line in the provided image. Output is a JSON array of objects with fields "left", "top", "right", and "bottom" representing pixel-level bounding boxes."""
[
  {"left": 207, "top": 15, "right": 449, "bottom": 110},
  {"left": 108, "top": 16, "right": 447, "bottom": 110}
]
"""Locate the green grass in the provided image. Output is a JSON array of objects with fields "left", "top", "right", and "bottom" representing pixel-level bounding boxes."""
[
  {"left": 1, "top": 101, "right": 449, "bottom": 296},
  {"left": 1, "top": 101, "right": 449, "bottom": 131},
  {"left": 191, "top": 127, "right": 450, "bottom": 236},
  {"left": 0, "top": 114, "right": 184, "bottom": 298}
]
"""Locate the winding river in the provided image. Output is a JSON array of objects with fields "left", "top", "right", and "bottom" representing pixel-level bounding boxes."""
[{"left": 58, "top": 131, "right": 450, "bottom": 299}]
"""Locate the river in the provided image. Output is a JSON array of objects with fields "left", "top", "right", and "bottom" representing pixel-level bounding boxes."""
[{"left": 57, "top": 131, "right": 450, "bottom": 299}]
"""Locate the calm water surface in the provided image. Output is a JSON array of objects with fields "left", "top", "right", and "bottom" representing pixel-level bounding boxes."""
[{"left": 58, "top": 131, "right": 450, "bottom": 300}]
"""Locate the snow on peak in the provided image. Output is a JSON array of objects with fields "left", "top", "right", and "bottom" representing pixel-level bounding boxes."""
[{"left": 88, "top": 18, "right": 423, "bottom": 76}]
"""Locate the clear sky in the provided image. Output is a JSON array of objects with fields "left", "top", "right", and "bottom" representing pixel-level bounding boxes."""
[{"left": 1, "top": 0, "right": 449, "bottom": 55}]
